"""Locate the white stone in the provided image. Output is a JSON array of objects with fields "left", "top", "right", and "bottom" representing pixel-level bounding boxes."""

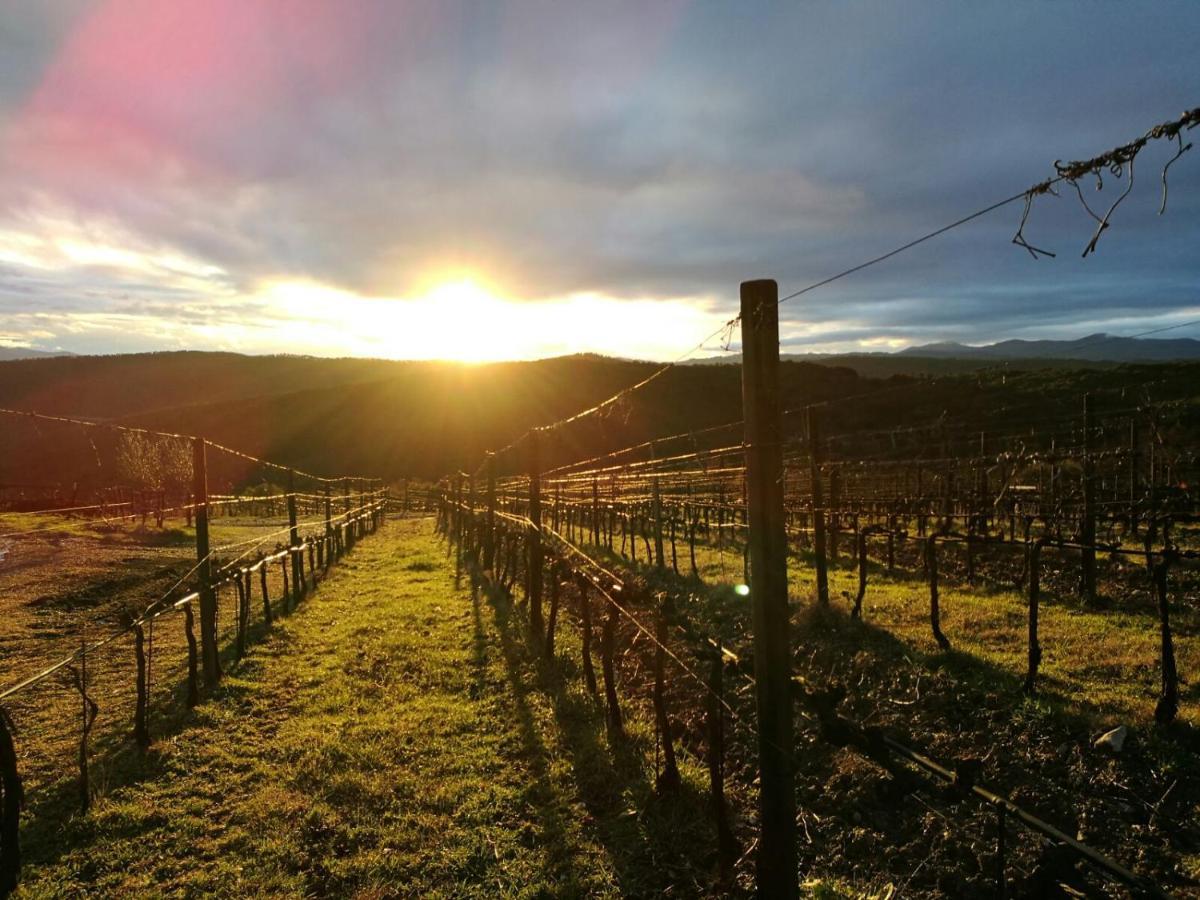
[{"left": 1094, "top": 725, "right": 1128, "bottom": 753}]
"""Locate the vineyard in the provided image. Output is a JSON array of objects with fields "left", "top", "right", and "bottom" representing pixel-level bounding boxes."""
[
  {"left": 437, "top": 286, "right": 1199, "bottom": 896},
  {"left": 0, "top": 106, "right": 1197, "bottom": 897},
  {"left": 0, "top": 409, "right": 390, "bottom": 896}
]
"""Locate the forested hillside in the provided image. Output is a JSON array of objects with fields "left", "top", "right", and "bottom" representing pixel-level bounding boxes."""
[{"left": 2, "top": 351, "right": 1198, "bottom": 483}]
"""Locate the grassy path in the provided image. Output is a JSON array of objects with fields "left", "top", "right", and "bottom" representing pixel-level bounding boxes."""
[{"left": 19, "top": 518, "right": 716, "bottom": 898}]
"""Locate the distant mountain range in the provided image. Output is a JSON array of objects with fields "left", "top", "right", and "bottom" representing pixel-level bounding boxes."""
[
  {"left": 681, "top": 333, "right": 1200, "bottom": 378},
  {"left": 0, "top": 347, "right": 73, "bottom": 362},
  {"left": 895, "top": 333, "right": 1200, "bottom": 362}
]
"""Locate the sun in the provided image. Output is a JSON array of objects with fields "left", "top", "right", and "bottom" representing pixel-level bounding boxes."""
[{"left": 410, "top": 277, "right": 516, "bottom": 363}]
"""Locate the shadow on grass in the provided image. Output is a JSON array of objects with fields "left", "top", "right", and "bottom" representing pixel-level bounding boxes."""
[
  {"left": 475, "top": 571, "right": 722, "bottom": 897},
  {"left": 16, "top": 564, "right": 319, "bottom": 874}
]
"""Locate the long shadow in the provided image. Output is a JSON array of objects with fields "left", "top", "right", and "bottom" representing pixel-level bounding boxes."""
[
  {"left": 464, "top": 576, "right": 594, "bottom": 890},
  {"left": 794, "top": 601, "right": 1200, "bottom": 875},
  {"left": 16, "top": 566, "right": 317, "bottom": 873},
  {"left": 585, "top": 534, "right": 1192, "bottom": 728},
  {"left": 557, "top": 534, "right": 1200, "bottom": 893},
  {"left": 481, "top": 576, "right": 720, "bottom": 897}
]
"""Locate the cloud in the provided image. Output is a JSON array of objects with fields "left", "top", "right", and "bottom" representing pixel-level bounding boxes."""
[{"left": 0, "top": 0, "right": 1198, "bottom": 357}]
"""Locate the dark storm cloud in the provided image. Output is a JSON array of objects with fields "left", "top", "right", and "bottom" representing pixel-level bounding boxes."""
[{"left": 0, "top": 0, "right": 1197, "bottom": 354}]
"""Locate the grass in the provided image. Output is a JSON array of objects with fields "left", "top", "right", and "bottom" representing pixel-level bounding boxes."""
[
  {"left": 12, "top": 516, "right": 1198, "bottom": 896},
  {"left": 566, "top": 523, "right": 1200, "bottom": 893},
  {"left": 17, "top": 518, "right": 723, "bottom": 898},
  {"left": 632, "top": 526, "right": 1197, "bottom": 726}
]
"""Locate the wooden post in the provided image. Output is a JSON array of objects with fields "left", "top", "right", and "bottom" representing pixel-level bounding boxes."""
[
  {"left": 852, "top": 529, "right": 868, "bottom": 619},
  {"left": 545, "top": 560, "right": 560, "bottom": 660},
  {"left": 1081, "top": 394, "right": 1097, "bottom": 604},
  {"left": 0, "top": 704, "right": 22, "bottom": 897},
  {"left": 592, "top": 477, "right": 600, "bottom": 546},
  {"left": 184, "top": 601, "right": 200, "bottom": 708},
  {"left": 708, "top": 642, "right": 737, "bottom": 884},
  {"left": 808, "top": 407, "right": 829, "bottom": 606},
  {"left": 343, "top": 477, "right": 352, "bottom": 552},
  {"left": 828, "top": 468, "right": 840, "bottom": 563},
  {"left": 133, "top": 623, "right": 150, "bottom": 749},
  {"left": 600, "top": 598, "right": 624, "bottom": 740},
  {"left": 529, "top": 431, "right": 545, "bottom": 639},
  {"left": 1152, "top": 556, "right": 1179, "bottom": 724},
  {"left": 234, "top": 575, "right": 247, "bottom": 659},
  {"left": 73, "top": 644, "right": 95, "bottom": 814},
  {"left": 192, "top": 437, "right": 220, "bottom": 686},
  {"left": 1128, "top": 420, "right": 1140, "bottom": 536},
  {"left": 1024, "top": 540, "right": 1043, "bottom": 695},
  {"left": 452, "top": 473, "right": 463, "bottom": 582},
  {"left": 926, "top": 536, "right": 950, "bottom": 650},
  {"left": 324, "top": 485, "right": 333, "bottom": 568},
  {"left": 576, "top": 573, "right": 598, "bottom": 696},
  {"left": 740, "top": 278, "right": 798, "bottom": 899},
  {"left": 485, "top": 453, "right": 497, "bottom": 575},
  {"left": 653, "top": 594, "right": 681, "bottom": 792},
  {"left": 260, "top": 559, "right": 272, "bottom": 625},
  {"left": 288, "top": 470, "right": 302, "bottom": 608},
  {"left": 466, "top": 473, "right": 477, "bottom": 578},
  {"left": 652, "top": 476, "right": 665, "bottom": 569}
]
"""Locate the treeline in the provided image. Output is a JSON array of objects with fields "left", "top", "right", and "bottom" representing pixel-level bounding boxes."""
[{"left": 1, "top": 351, "right": 1198, "bottom": 486}]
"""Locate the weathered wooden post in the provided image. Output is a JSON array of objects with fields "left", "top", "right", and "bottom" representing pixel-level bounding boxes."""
[
  {"left": 1127, "top": 419, "right": 1140, "bottom": 535},
  {"left": 184, "top": 600, "right": 200, "bottom": 707},
  {"left": 1153, "top": 554, "right": 1179, "bottom": 724},
  {"left": 708, "top": 641, "right": 737, "bottom": 884},
  {"left": 343, "top": 477, "right": 352, "bottom": 553},
  {"left": 652, "top": 476, "right": 665, "bottom": 569},
  {"left": 452, "top": 472, "right": 463, "bottom": 582},
  {"left": 260, "top": 559, "right": 272, "bottom": 625},
  {"left": 653, "top": 594, "right": 680, "bottom": 792},
  {"left": 192, "top": 437, "right": 220, "bottom": 686},
  {"left": 485, "top": 453, "right": 497, "bottom": 576},
  {"left": 600, "top": 599, "right": 624, "bottom": 739},
  {"left": 234, "top": 575, "right": 247, "bottom": 659},
  {"left": 0, "top": 703, "right": 22, "bottom": 896},
  {"left": 852, "top": 529, "right": 868, "bottom": 619},
  {"left": 1024, "top": 539, "right": 1043, "bottom": 695},
  {"left": 576, "top": 572, "right": 599, "bottom": 696},
  {"left": 529, "top": 431, "right": 545, "bottom": 638},
  {"left": 545, "top": 560, "right": 561, "bottom": 659},
  {"left": 1081, "top": 394, "right": 1097, "bottom": 604},
  {"left": 808, "top": 407, "right": 829, "bottom": 606},
  {"left": 926, "top": 535, "right": 950, "bottom": 651},
  {"left": 740, "top": 279, "right": 798, "bottom": 899},
  {"left": 828, "top": 468, "right": 840, "bottom": 563},
  {"left": 466, "top": 472, "right": 477, "bottom": 578},
  {"left": 133, "top": 623, "right": 150, "bottom": 749},
  {"left": 592, "top": 476, "right": 601, "bottom": 546},
  {"left": 288, "top": 469, "right": 302, "bottom": 607},
  {"left": 324, "top": 485, "right": 333, "bottom": 569}
]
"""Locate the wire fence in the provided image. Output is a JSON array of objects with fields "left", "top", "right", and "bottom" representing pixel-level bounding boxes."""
[
  {"left": 432, "top": 107, "right": 1200, "bottom": 898},
  {"left": 439, "top": 381, "right": 1197, "bottom": 896},
  {"left": 0, "top": 104, "right": 1196, "bottom": 897},
  {"left": 0, "top": 408, "right": 399, "bottom": 896}
]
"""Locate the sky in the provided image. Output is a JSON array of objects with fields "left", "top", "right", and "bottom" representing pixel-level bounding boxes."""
[{"left": 0, "top": 0, "right": 1197, "bottom": 362}]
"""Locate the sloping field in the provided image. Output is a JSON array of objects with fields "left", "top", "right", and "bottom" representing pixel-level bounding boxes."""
[
  {"left": 17, "top": 519, "right": 716, "bottom": 898},
  {"left": 16, "top": 516, "right": 1198, "bottom": 897}
]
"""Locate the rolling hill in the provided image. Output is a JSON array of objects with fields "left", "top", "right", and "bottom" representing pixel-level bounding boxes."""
[{"left": 1, "top": 351, "right": 1198, "bottom": 487}]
